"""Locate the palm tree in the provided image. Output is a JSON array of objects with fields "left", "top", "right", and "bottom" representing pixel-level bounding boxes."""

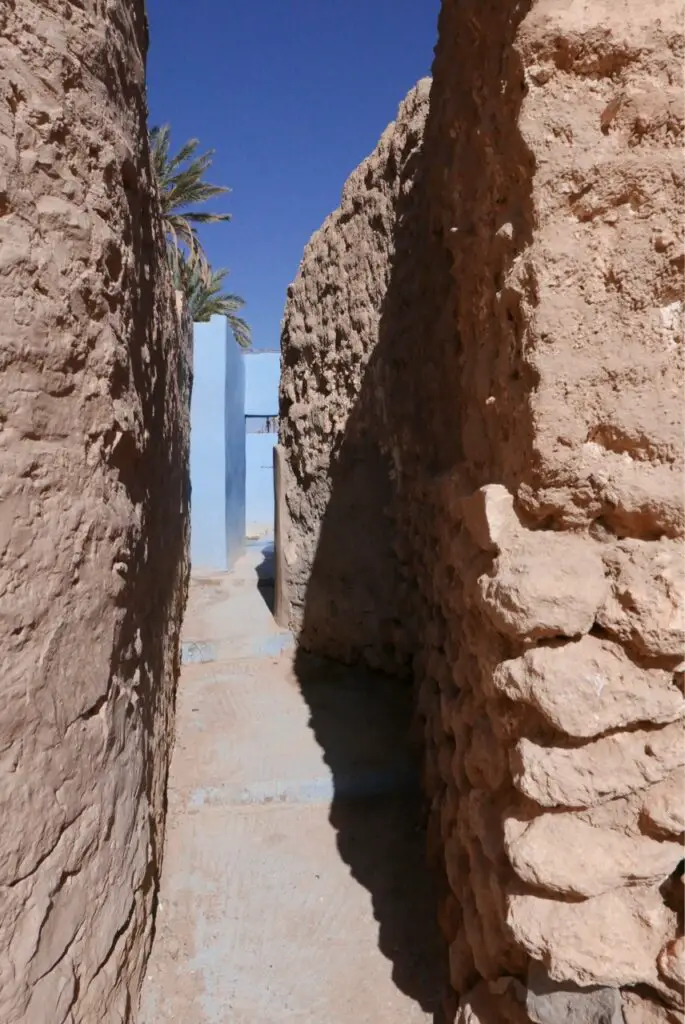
[
  {"left": 173, "top": 254, "right": 251, "bottom": 348},
  {"left": 149, "top": 124, "right": 251, "bottom": 346},
  {"left": 150, "top": 123, "right": 228, "bottom": 276}
]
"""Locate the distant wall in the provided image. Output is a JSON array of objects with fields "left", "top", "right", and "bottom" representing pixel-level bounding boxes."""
[
  {"left": 190, "top": 316, "right": 245, "bottom": 571},
  {"left": 246, "top": 432, "right": 278, "bottom": 537},
  {"left": 225, "top": 326, "right": 246, "bottom": 567},
  {"left": 0, "top": 2, "right": 191, "bottom": 1019},
  {"left": 190, "top": 340, "right": 280, "bottom": 563},
  {"left": 245, "top": 351, "right": 279, "bottom": 539},
  {"left": 245, "top": 351, "right": 280, "bottom": 415}
]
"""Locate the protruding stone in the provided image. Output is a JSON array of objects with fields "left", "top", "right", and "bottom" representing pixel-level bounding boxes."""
[
  {"left": 599, "top": 540, "right": 685, "bottom": 659},
  {"left": 504, "top": 812, "right": 682, "bottom": 898},
  {"left": 658, "top": 936, "right": 685, "bottom": 992},
  {"left": 476, "top": 532, "right": 608, "bottom": 641},
  {"left": 493, "top": 636, "right": 684, "bottom": 739},
  {"left": 526, "top": 959, "right": 623, "bottom": 1024},
  {"left": 508, "top": 886, "right": 674, "bottom": 988},
  {"left": 461, "top": 484, "right": 518, "bottom": 553},
  {"left": 641, "top": 769, "right": 685, "bottom": 838},
  {"left": 512, "top": 722, "right": 685, "bottom": 808},
  {"left": 621, "top": 990, "right": 682, "bottom": 1023}
]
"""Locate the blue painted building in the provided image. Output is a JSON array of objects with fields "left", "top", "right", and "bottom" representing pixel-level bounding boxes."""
[
  {"left": 245, "top": 352, "right": 279, "bottom": 539},
  {"left": 189, "top": 315, "right": 279, "bottom": 571}
]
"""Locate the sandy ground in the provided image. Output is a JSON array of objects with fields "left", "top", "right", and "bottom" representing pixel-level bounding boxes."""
[{"left": 138, "top": 541, "right": 440, "bottom": 1023}]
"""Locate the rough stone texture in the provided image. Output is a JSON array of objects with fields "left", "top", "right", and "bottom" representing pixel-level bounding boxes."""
[
  {"left": 512, "top": 722, "right": 685, "bottom": 808},
  {"left": 621, "top": 991, "right": 682, "bottom": 1024},
  {"left": 504, "top": 812, "right": 682, "bottom": 898},
  {"left": 525, "top": 960, "right": 624, "bottom": 1024},
  {"left": 0, "top": 3, "right": 191, "bottom": 1022},
  {"left": 598, "top": 540, "right": 685, "bottom": 659},
  {"left": 278, "top": 79, "right": 431, "bottom": 674},
  {"left": 279, "top": 0, "right": 684, "bottom": 1020},
  {"left": 492, "top": 637, "right": 685, "bottom": 738},
  {"left": 641, "top": 769, "right": 685, "bottom": 838},
  {"left": 508, "top": 886, "right": 675, "bottom": 988},
  {"left": 476, "top": 532, "right": 609, "bottom": 641}
]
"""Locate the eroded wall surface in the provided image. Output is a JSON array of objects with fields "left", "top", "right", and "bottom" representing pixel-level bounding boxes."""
[
  {"left": 280, "top": 1, "right": 684, "bottom": 1020},
  {"left": 279, "top": 80, "right": 430, "bottom": 673},
  {"left": 421, "top": 3, "right": 684, "bottom": 1020},
  {"left": 0, "top": 3, "right": 191, "bottom": 1021}
]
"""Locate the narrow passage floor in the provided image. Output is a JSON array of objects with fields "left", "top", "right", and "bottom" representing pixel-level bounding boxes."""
[{"left": 139, "top": 541, "right": 440, "bottom": 1023}]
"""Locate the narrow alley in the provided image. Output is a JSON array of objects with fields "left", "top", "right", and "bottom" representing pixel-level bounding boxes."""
[
  {"left": 5, "top": 4, "right": 682, "bottom": 1022},
  {"left": 139, "top": 540, "right": 441, "bottom": 1022}
]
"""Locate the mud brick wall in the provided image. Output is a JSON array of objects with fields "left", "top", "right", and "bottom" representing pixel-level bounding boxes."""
[
  {"left": 278, "top": 80, "right": 431, "bottom": 675},
  {"left": 420, "top": 2, "right": 684, "bottom": 1019},
  {"left": 0, "top": 3, "right": 191, "bottom": 1020},
  {"left": 279, "top": 0, "right": 684, "bottom": 1020}
]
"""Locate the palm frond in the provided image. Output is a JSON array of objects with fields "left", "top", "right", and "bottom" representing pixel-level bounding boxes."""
[
  {"left": 182, "top": 211, "right": 232, "bottom": 225},
  {"left": 163, "top": 180, "right": 230, "bottom": 213},
  {"left": 225, "top": 313, "right": 251, "bottom": 350},
  {"left": 149, "top": 124, "right": 171, "bottom": 184},
  {"left": 165, "top": 138, "right": 200, "bottom": 175},
  {"left": 150, "top": 125, "right": 249, "bottom": 346},
  {"left": 171, "top": 254, "right": 251, "bottom": 348},
  {"left": 165, "top": 215, "right": 202, "bottom": 276}
]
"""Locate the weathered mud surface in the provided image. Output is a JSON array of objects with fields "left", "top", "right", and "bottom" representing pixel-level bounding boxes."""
[
  {"left": 280, "top": 1, "right": 684, "bottom": 1019},
  {"left": 0, "top": 3, "right": 191, "bottom": 1020}
]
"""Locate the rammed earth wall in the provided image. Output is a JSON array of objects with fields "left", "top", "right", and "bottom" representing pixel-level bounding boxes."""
[
  {"left": 279, "top": 2, "right": 684, "bottom": 1020},
  {"left": 0, "top": 3, "right": 191, "bottom": 1020}
]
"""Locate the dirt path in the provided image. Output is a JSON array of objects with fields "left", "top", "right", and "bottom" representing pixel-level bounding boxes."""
[{"left": 138, "top": 541, "right": 439, "bottom": 1023}]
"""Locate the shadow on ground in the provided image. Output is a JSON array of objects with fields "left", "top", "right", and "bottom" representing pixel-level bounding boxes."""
[
  {"left": 293, "top": 650, "right": 445, "bottom": 1020},
  {"left": 253, "top": 534, "right": 444, "bottom": 1014},
  {"left": 254, "top": 540, "right": 276, "bottom": 614}
]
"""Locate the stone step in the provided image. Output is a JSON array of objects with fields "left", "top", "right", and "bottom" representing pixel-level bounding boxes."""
[{"left": 169, "top": 653, "right": 419, "bottom": 814}]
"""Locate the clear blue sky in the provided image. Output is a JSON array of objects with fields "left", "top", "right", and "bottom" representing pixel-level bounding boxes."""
[{"left": 145, "top": 0, "right": 440, "bottom": 350}]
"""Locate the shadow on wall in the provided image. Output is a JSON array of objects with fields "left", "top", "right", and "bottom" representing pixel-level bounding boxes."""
[
  {"left": 113, "top": 127, "right": 193, "bottom": 974},
  {"left": 287, "top": 1, "right": 536, "bottom": 1019}
]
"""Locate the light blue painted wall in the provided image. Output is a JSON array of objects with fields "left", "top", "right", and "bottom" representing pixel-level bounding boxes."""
[
  {"left": 190, "top": 342, "right": 279, "bottom": 561},
  {"left": 225, "top": 329, "right": 246, "bottom": 567},
  {"left": 246, "top": 432, "right": 277, "bottom": 537},
  {"left": 245, "top": 351, "right": 280, "bottom": 415},
  {"left": 244, "top": 352, "right": 279, "bottom": 538},
  {"left": 190, "top": 317, "right": 245, "bottom": 571}
]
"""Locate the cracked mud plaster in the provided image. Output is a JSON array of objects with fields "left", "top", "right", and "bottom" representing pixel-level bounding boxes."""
[{"left": 0, "top": 2, "right": 191, "bottom": 1021}]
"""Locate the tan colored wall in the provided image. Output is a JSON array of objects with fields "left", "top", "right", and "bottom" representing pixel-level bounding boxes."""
[
  {"left": 426, "top": 4, "right": 684, "bottom": 1021},
  {"left": 278, "top": 80, "right": 430, "bottom": 674},
  {"left": 279, "top": 1, "right": 684, "bottom": 1020},
  {"left": 0, "top": 3, "right": 191, "bottom": 1021}
]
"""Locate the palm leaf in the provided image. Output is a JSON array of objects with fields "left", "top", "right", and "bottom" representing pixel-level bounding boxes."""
[
  {"left": 166, "top": 138, "right": 200, "bottom": 175},
  {"left": 182, "top": 211, "right": 232, "bottom": 224},
  {"left": 172, "top": 254, "right": 251, "bottom": 348},
  {"left": 225, "top": 314, "right": 251, "bottom": 349},
  {"left": 150, "top": 125, "right": 250, "bottom": 346}
]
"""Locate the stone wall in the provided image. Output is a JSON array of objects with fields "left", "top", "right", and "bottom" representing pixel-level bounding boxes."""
[
  {"left": 279, "top": 1, "right": 684, "bottom": 1020},
  {"left": 0, "top": 3, "right": 191, "bottom": 1021}
]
